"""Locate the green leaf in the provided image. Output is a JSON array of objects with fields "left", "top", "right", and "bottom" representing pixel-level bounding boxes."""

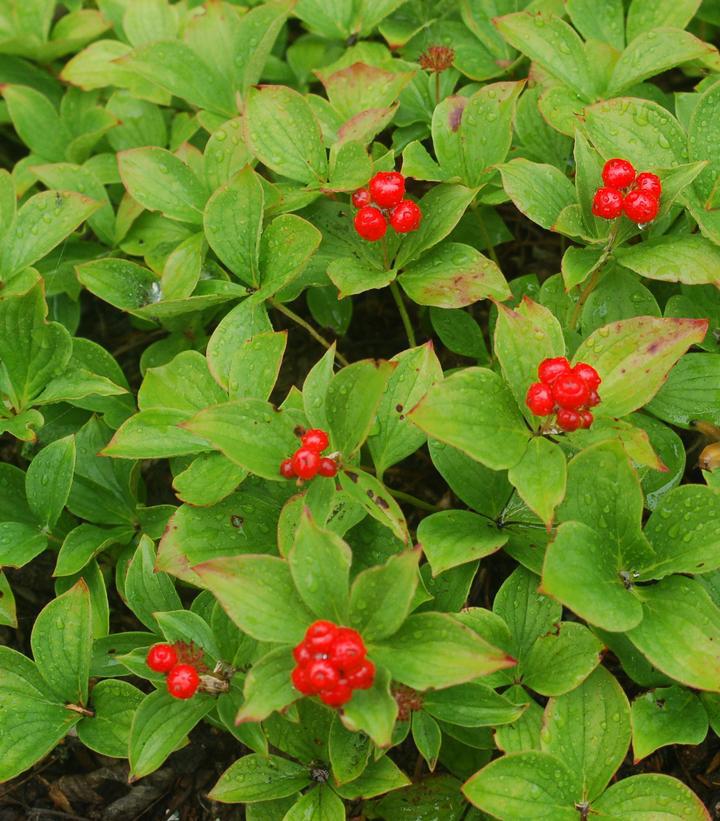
[
  {"left": 104, "top": 409, "right": 211, "bottom": 459},
  {"left": 412, "top": 711, "right": 441, "bottom": 770},
  {"left": 283, "top": 785, "right": 345, "bottom": 821},
  {"left": 394, "top": 185, "right": 476, "bottom": 269},
  {"left": 566, "top": 0, "right": 624, "bottom": 49},
  {"left": 245, "top": 85, "right": 327, "bottom": 184},
  {"left": 75, "top": 257, "right": 159, "bottom": 313},
  {"left": 398, "top": 242, "right": 510, "bottom": 308},
  {"left": 647, "top": 353, "right": 720, "bottom": 427},
  {"left": 204, "top": 166, "right": 263, "bottom": 287},
  {"left": 329, "top": 714, "right": 371, "bottom": 784},
  {"left": 139, "top": 350, "right": 226, "bottom": 415},
  {"left": 334, "top": 754, "right": 410, "bottom": 800},
  {"left": 0, "top": 646, "right": 79, "bottom": 782},
  {"left": 2, "top": 84, "right": 70, "bottom": 161},
  {"left": 326, "top": 256, "right": 394, "bottom": 299},
  {"left": 409, "top": 368, "right": 531, "bottom": 471},
  {"left": 207, "top": 297, "right": 272, "bottom": 390},
  {"left": 326, "top": 359, "right": 394, "bottom": 457},
  {"left": 616, "top": 236, "right": 720, "bottom": 286},
  {"left": 522, "top": 622, "right": 604, "bottom": 697},
  {"left": 25, "top": 435, "right": 75, "bottom": 530},
  {"left": 495, "top": 686, "right": 544, "bottom": 754},
  {"left": 259, "top": 214, "right": 321, "bottom": 298},
  {"left": 129, "top": 689, "right": 214, "bottom": 779},
  {"left": 508, "top": 438, "right": 566, "bottom": 528},
  {"left": 340, "top": 666, "right": 398, "bottom": 749},
  {"left": 542, "top": 666, "right": 631, "bottom": 801},
  {"left": 289, "top": 509, "right": 351, "bottom": 622},
  {"left": 227, "top": 331, "right": 286, "bottom": 402},
  {"left": 423, "top": 683, "right": 526, "bottom": 727},
  {"left": 542, "top": 521, "right": 644, "bottom": 631},
  {"left": 78, "top": 679, "right": 144, "bottom": 758},
  {"left": 339, "top": 469, "right": 408, "bottom": 544},
  {"left": 494, "top": 298, "right": 565, "bottom": 415},
  {"left": 627, "top": 576, "right": 720, "bottom": 691},
  {"left": 124, "top": 535, "right": 181, "bottom": 633},
  {"left": 370, "top": 613, "right": 514, "bottom": 690},
  {"left": 319, "top": 62, "right": 414, "bottom": 121},
  {"left": 236, "top": 646, "right": 298, "bottom": 724},
  {"left": 118, "top": 147, "right": 208, "bottom": 224},
  {"left": 498, "top": 159, "right": 576, "bottom": 231},
  {"left": 368, "top": 342, "right": 442, "bottom": 477},
  {"left": 495, "top": 12, "right": 596, "bottom": 99},
  {"left": 31, "top": 580, "right": 92, "bottom": 705},
  {"left": 210, "top": 753, "right": 311, "bottom": 803},
  {"left": 193, "top": 555, "right": 313, "bottom": 644},
  {"left": 594, "top": 773, "right": 709, "bottom": 818},
  {"left": 626, "top": 0, "right": 702, "bottom": 40},
  {"left": 463, "top": 750, "right": 578, "bottom": 819},
  {"left": 573, "top": 316, "right": 708, "bottom": 418},
  {"left": 183, "top": 400, "right": 305, "bottom": 481},
  {"left": 348, "top": 549, "right": 419, "bottom": 641},
  {"left": 631, "top": 686, "right": 708, "bottom": 762},
  {"left": 417, "top": 511, "right": 506, "bottom": 576},
  {"left": 0, "top": 571, "right": 16, "bottom": 627}
]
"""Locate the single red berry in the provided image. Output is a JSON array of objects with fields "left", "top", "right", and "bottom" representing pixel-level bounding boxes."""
[
  {"left": 635, "top": 172, "right": 662, "bottom": 198},
  {"left": 579, "top": 410, "right": 594, "bottom": 429},
  {"left": 592, "top": 187, "right": 623, "bottom": 220},
  {"left": 293, "top": 641, "right": 312, "bottom": 665},
  {"left": 146, "top": 643, "right": 178, "bottom": 673},
  {"left": 556, "top": 408, "right": 582, "bottom": 432},
  {"left": 351, "top": 188, "right": 371, "bottom": 208},
  {"left": 572, "top": 362, "right": 601, "bottom": 390},
  {"left": 291, "top": 447, "right": 320, "bottom": 480},
  {"left": 390, "top": 200, "right": 422, "bottom": 233},
  {"left": 347, "top": 659, "right": 375, "bottom": 690},
  {"left": 308, "top": 659, "right": 340, "bottom": 690},
  {"left": 292, "top": 665, "right": 315, "bottom": 695},
  {"left": 354, "top": 205, "right": 387, "bottom": 241},
  {"left": 301, "top": 428, "right": 329, "bottom": 452},
  {"left": 319, "top": 681, "right": 353, "bottom": 707},
  {"left": 318, "top": 457, "right": 338, "bottom": 478},
  {"left": 623, "top": 190, "right": 659, "bottom": 224},
  {"left": 526, "top": 382, "right": 555, "bottom": 417},
  {"left": 305, "top": 620, "right": 338, "bottom": 651},
  {"left": 587, "top": 389, "right": 600, "bottom": 408},
  {"left": 369, "top": 171, "right": 405, "bottom": 208},
  {"left": 167, "top": 663, "right": 200, "bottom": 699},
  {"left": 330, "top": 628, "right": 366, "bottom": 673},
  {"left": 552, "top": 373, "right": 590, "bottom": 410},
  {"left": 538, "top": 357, "right": 571, "bottom": 385},
  {"left": 280, "top": 458, "right": 295, "bottom": 479},
  {"left": 602, "top": 158, "right": 635, "bottom": 189}
]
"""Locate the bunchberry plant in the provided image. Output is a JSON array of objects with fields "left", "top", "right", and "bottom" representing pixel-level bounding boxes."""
[{"left": 1, "top": 1, "right": 720, "bottom": 819}]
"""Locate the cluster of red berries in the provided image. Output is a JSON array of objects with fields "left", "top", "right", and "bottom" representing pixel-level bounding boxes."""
[
  {"left": 352, "top": 172, "right": 422, "bottom": 241},
  {"left": 592, "top": 158, "right": 662, "bottom": 224},
  {"left": 146, "top": 642, "right": 202, "bottom": 699},
  {"left": 292, "top": 620, "right": 375, "bottom": 707},
  {"left": 526, "top": 357, "right": 601, "bottom": 432},
  {"left": 280, "top": 428, "right": 338, "bottom": 481}
]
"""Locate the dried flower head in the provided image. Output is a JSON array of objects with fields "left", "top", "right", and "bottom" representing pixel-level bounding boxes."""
[{"left": 418, "top": 45, "right": 455, "bottom": 73}]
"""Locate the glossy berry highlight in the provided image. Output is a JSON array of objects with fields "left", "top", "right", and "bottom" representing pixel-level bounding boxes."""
[
  {"left": 280, "top": 428, "right": 338, "bottom": 482},
  {"left": 635, "top": 172, "right": 662, "bottom": 198},
  {"left": 146, "top": 643, "right": 178, "bottom": 673},
  {"left": 291, "top": 447, "right": 320, "bottom": 480},
  {"left": 167, "top": 663, "right": 200, "bottom": 699},
  {"left": 390, "top": 200, "right": 422, "bottom": 233},
  {"left": 351, "top": 188, "right": 371, "bottom": 208},
  {"left": 527, "top": 357, "right": 602, "bottom": 431},
  {"left": 538, "top": 357, "right": 571, "bottom": 386},
  {"left": 602, "top": 158, "right": 635, "bottom": 190},
  {"left": 526, "top": 382, "right": 555, "bottom": 417},
  {"left": 623, "top": 189, "right": 659, "bottom": 224},
  {"left": 302, "top": 428, "right": 329, "bottom": 452},
  {"left": 369, "top": 171, "right": 405, "bottom": 208},
  {"left": 592, "top": 187, "right": 623, "bottom": 220},
  {"left": 354, "top": 205, "right": 387, "bottom": 241}
]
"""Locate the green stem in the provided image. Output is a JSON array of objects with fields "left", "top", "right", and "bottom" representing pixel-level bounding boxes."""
[
  {"left": 390, "top": 280, "right": 417, "bottom": 348},
  {"left": 269, "top": 299, "right": 350, "bottom": 367},
  {"left": 388, "top": 487, "right": 441, "bottom": 513}
]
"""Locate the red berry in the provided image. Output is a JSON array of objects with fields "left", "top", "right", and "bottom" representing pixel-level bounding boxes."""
[
  {"left": 369, "top": 171, "right": 405, "bottom": 208},
  {"left": 526, "top": 382, "right": 555, "bottom": 417},
  {"left": 538, "top": 357, "right": 571, "bottom": 385},
  {"left": 330, "top": 628, "right": 366, "bottom": 673},
  {"left": 293, "top": 641, "right": 312, "bottom": 665},
  {"left": 602, "top": 158, "right": 635, "bottom": 190},
  {"left": 635, "top": 172, "right": 662, "bottom": 198},
  {"left": 579, "top": 410, "right": 594, "bottom": 429},
  {"left": 623, "top": 190, "right": 659, "bottom": 224},
  {"left": 592, "top": 187, "right": 623, "bottom": 220},
  {"left": 587, "top": 389, "right": 600, "bottom": 408},
  {"left": 167, "top": 663, "right": 200, "bottom": 699},
  {"left": 280, "top": 458, "right": 295, "bottom": 479},
  {"left": 305, "top": 620, "right": 338, "bottom": 650},
  {"left": 572, "top": 363, "right": 601, "bottom": 390},
  {"left": 552, "top": 373, "right": 590, "bottom": 410},
  {"left": 347, "top": 659, "right": 375, "bottom": 690},
  {"left": 307, "top": 659, "right": 339, "bottom": 690},
  {"left": 352, "top": 188, "right": 371, "bottom": 208},
  {"left": 390, "top": 200, "right": 422, "bottom": 233},
  {"left": 318, "top": 457, "right": 338, "bottom": 478},
  {"left": 319, "top": 681, "right": 353, "bottom": 707},
  {"left": 354, "top": 205, "right": 387, "bottom": 241},
  {"left": 146, "top": 643, "right": 178, "bottom": 673},
  {"left": 556, "top": 409, "right": 582, "bottom": 432},
  {"left": 292, "top": 665, "right": 315, "bottom": 695},
  {"left": 291, "top": 447, "right": 320, "bottom": 480},
  {"left": 301, "top": 428, "right": 329, "bottom": 452}
]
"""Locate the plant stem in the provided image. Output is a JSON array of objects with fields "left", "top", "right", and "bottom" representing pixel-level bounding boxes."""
[
  {"left": 390, "top": 281, "right": 417, "bottom": 348},
  {"left": 568, "top": 221, "right": 621, "bottom": 331},
  {"left": 270, "top": 298, "right": 350, "bottom": 367},
  {"left": 388, "top": 487, "right": 441, "bottom": 513},
  {"left": 434, "top": 72, "right": 441, "bottom": 106}
]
